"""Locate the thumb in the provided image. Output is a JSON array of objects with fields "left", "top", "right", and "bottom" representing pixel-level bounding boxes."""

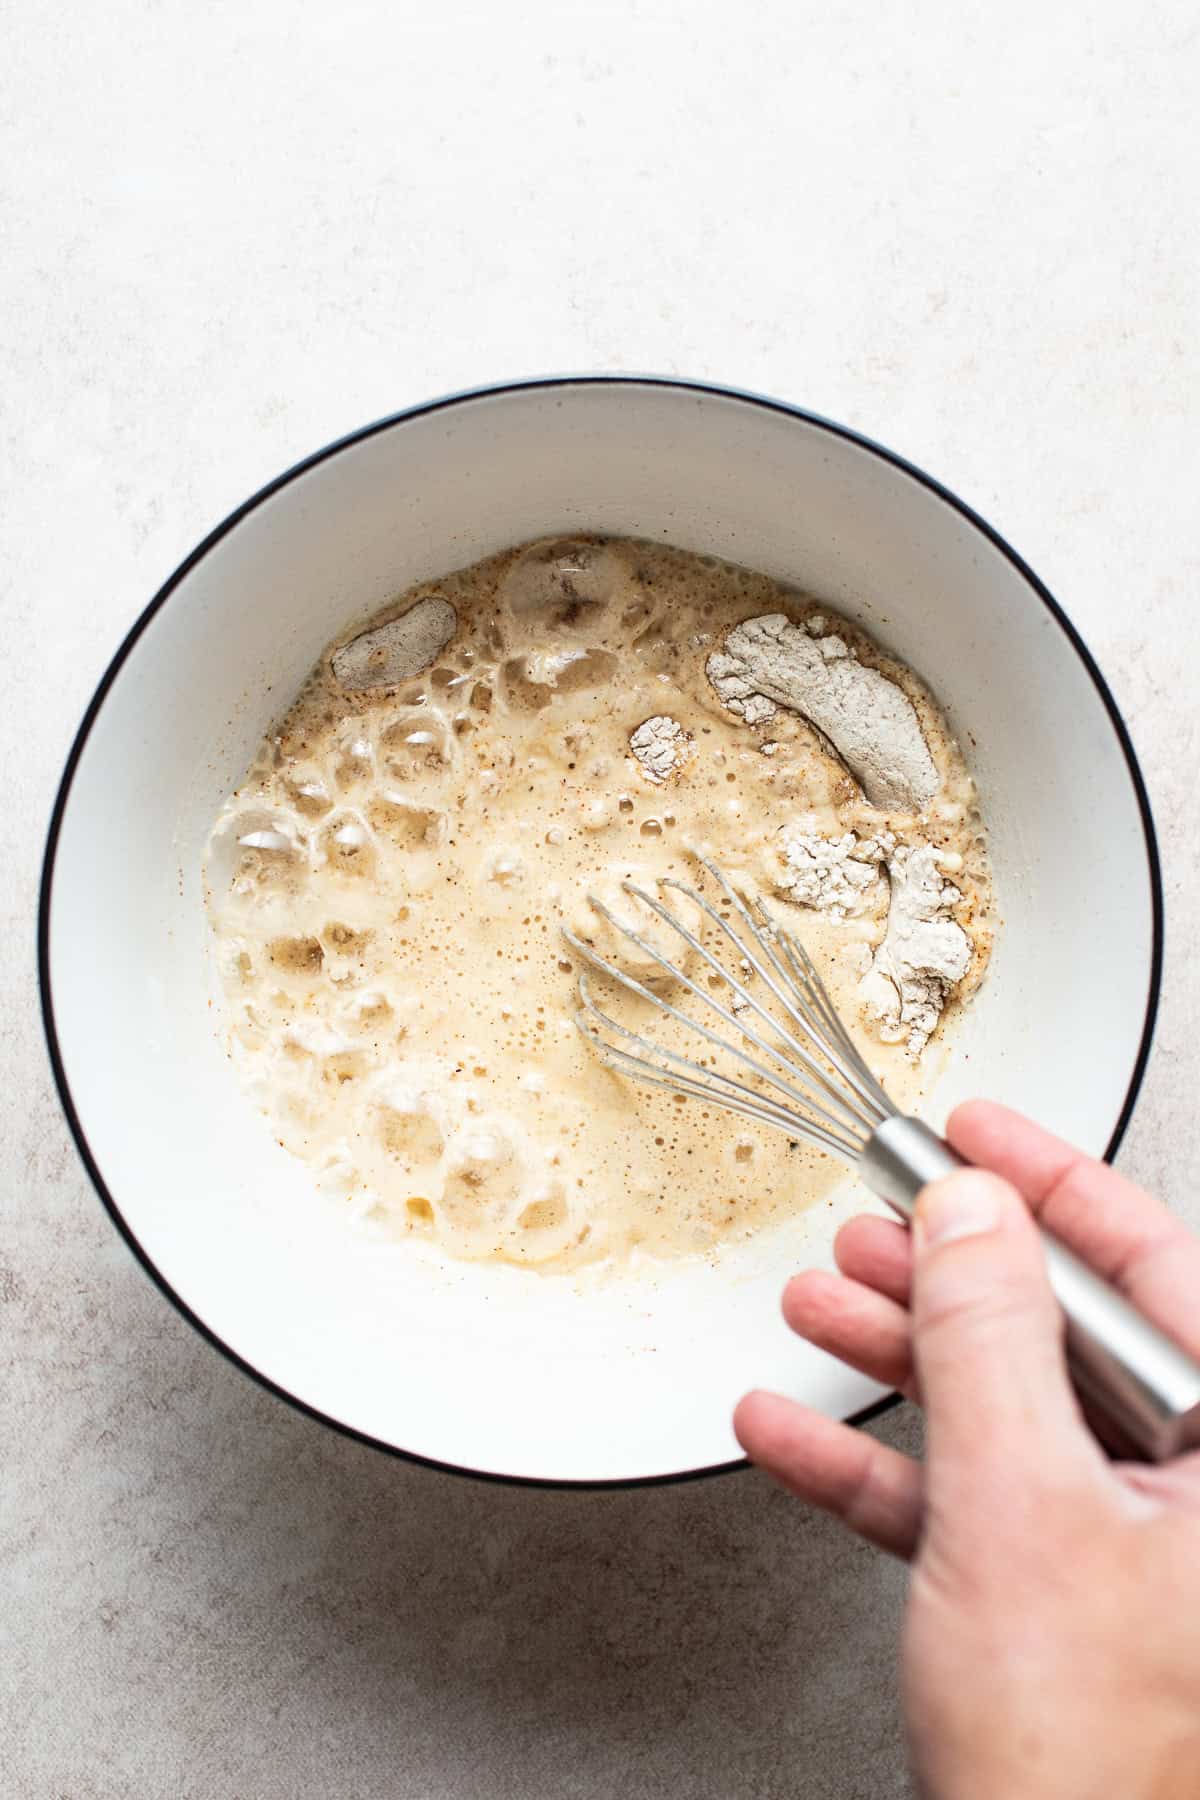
[{"left": 911, "top": 1169, "right": 1097, "bottom": 1516}]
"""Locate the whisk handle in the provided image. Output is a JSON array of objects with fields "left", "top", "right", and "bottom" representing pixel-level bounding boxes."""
[{"left": 861, "top": 1116, "right": 1200, "bottom": 1464}]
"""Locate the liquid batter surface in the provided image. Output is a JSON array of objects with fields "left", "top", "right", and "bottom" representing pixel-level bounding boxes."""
[{"left": 206, "top": 537, "right": 993, "bottom": 1269}]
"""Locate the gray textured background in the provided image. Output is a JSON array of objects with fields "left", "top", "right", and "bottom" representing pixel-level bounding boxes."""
[{"left": 5, "top": 3, "right": 1198, "bottom": 1794}]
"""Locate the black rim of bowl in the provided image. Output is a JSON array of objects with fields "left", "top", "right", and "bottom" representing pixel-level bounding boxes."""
[{"left": 37, "top": 375, "right": 1165, "bottom": 1490}]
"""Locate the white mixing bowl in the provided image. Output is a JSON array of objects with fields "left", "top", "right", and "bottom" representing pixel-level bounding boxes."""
[{"left": 40, "top": 377, "right": 1162, "bottom": 1485}]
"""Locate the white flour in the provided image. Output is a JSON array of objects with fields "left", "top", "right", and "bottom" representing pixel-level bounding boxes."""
[
  {"left": 707, "top": 613, "right": 939, "bottom": 811},
  {"left": 861, "top": 845, "right": 972, "bottom": 1054},
  {"left": 777, "top": 821, "right": 893, "bottom": 921},
  {"left": 774, "top": 824, "right": 971, "bottom": 1055},
  {"left": 629, "top": 715, "right": 689, "bottom": 782},
  {"left": 331, "top": 596, "right": 458, "bottom": 691}
]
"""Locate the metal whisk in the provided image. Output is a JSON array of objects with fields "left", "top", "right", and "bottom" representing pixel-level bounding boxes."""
[{"left": 564, "top": 856, "right": 1200, "bottom": 1464}]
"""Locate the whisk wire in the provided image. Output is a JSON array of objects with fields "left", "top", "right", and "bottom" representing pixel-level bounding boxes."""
[
  {"left": 566, "top": 913, "right": 869, "bottom": 1148},
  {"left": 683, "top": 858, "right": 893, "bottom": 1127},
  {"left": 566, "top": 858, "right": 902, "bottom": 1160},
  {"left": 574, "top": 977, "right": 863, "bottom": 1156},
  {"left": 773, "top": 926, "right": 884, "bottom": 1097},
  {"left": 583, "top": 885, "right": 872, "bottom": 1140},
  {"left": 771, "top": 917, "right": 891, "bottom": 1116},
  {"left": 616, "top": 877, "right": 876, "bottom": 1137}
]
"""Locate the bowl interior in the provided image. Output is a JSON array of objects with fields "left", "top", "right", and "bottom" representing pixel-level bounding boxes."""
[{"left": 43, "top": 380, "right": 1158, "bottom": 1482}]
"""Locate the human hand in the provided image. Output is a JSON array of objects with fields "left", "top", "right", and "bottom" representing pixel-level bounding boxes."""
[{"left": 734, "top": 1101, "right": 1200, "bottom": 1800}]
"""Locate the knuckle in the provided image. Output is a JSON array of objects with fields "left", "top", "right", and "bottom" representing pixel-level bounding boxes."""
[
  {"left": 839, "top": 1439, "right": 888, "bottom": 1535},
  {"left": 918, "top": 1270, "right": 1050, "bottom": 1346},
  {"left": 838, "top": 1435, "right": 919, "bottom": 1550},
  {"left": 916, "top": 1231, "right": 1050, "bottom": 1342}
]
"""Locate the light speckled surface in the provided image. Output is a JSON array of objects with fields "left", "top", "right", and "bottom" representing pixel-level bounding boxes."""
[{"left": 4, "top": 3, "right": 1199, "bottom": 1794}]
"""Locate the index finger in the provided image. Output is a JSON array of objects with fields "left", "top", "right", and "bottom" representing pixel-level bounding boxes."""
[{"left": 948, "top": 1100, "right": 1200, "bottom": 1357}]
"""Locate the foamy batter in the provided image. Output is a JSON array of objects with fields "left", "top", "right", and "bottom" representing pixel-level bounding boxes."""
[{"left": 206, "top": 537, "right": 993, "bottom": 1268}]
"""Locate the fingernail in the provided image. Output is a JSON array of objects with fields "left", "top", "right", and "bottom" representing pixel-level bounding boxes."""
[{"left": 916, "top": 1172, "right": 1003, "bottom": 1247}]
